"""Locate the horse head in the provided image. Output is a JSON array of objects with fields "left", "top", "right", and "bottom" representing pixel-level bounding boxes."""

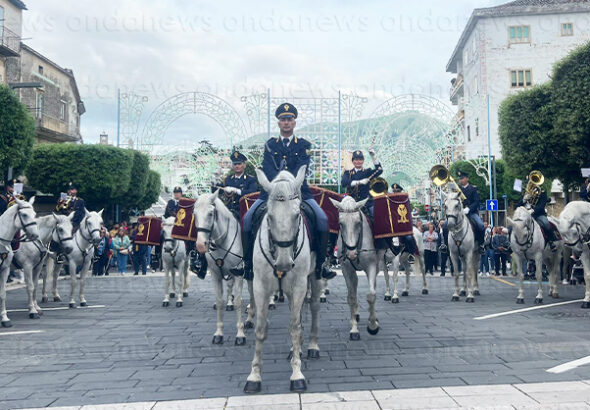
[
  {"left": 443, "top": 191, "right": 463, "bottom": 230},
  {"left": 330, "top": 196, "right": 368, "bottom": 261},
  {"left": 508, "top": 206, "right": 534, "bottom": 244},
  {"left": 82, "top": 209, "right": 104, "bottom": 245},
  {"left": 52, "top": 213, "right": 75, "bottom": 254},
  {"left": 256, "top": 165, "right": 306, "bottom": 273},
  {"left": 194, "top": 191, "right": 219, "bottom": 254},
  {"left": 14, "top": 196, "right": 39, "bottom": 241},
  {"left": 161, "top": 217, "right": 177, "bottom": 254},
  {"left": 558, "top": 202, "right": 590, "bottom": 253}
]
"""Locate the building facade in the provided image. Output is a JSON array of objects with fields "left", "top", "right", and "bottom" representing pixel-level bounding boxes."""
[
  {"left": 447, "top": 0, "right": 590, "bottom": 159},
  {"left": 0, "top": 0, "right": 25, "bottom": 83}
]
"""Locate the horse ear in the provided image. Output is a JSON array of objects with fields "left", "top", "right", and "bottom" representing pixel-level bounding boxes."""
[
  {"left": 295, "top": 166, "right": 306, "bottom": 190},
  {"left": 52, "top": 212, "right": 59, "bottom": 221},
  {"left": 357, "top": 197, "right": 369, "bottom": 210},
  {"left": 506, "top": 217, "right": 514, "bottom": 227},
  {"left": 329, "top": 197, "right": 342, "bottom": 211},
  {"left": 68, "top": 212, "right": 75, "bottom": 222},
  {"left": 28, "top": 196, "right": 36, "bottom": 206},
  {"left": 210, "top": 189, "right": 219, "bottom": 204},
  {"left": 84, "top": 207, "right": 90, "bottom": 217},
  {"left": 98, "top": 209, "right": 104, "bottom": 217},
  {"left": 255, "top": 168, "right": 271, "bottom": 193}
]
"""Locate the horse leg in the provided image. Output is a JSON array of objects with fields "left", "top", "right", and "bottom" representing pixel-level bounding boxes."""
[
  {"left": 213, "top": 272, "right": 224, "bottom": 344},
  {"left": 0, "top": 266, "right": 11, "bottom": 327},
  {"left": 234, "top": 275, "right": 246, "bottom": 345},
  {"left": 175, "top": 262, "right": 184, "bottom": 308},
  {"left": 581, "top": 254, "right": 590, "bottom": 308},
  {"left": 421, "top": 259, "right": 429, "bottom": 295},
  {"left": 366, "top": 261, "right": 379, "bottom": 335},
  {"left": 41, "top": 262, "right": 49, "bottom": 303},
  {"left": 342, "top": 264, "right": 360, "bottom": 340},
  {"left": 513, "top": 253, "right": 525, "bottom": 304},
  {"left": 52, "top": 261, "right": 61, "bottom": 302},
  {"left": 68, "top": 260, "right": 78, "bottom": 308},
  {"left": 307, "top": 275, "right": 321, "bottom": 358},
  {"left": 464, "top": 253, "right": 475, "bottom": 303},
  {"left": 392, "top": 256, "right": 399, "bottom": 303},
  {"left": 32, "top": 266, "right": 43, "bottom": 315},
  {"left": 226, "top": 276, "right": 235, "bottom": 311},
  {"left": 287, "top": 277, "right": 307, "bottom": 392},
  {"left": 319, "top": 278, "right": 327, "bottom": 303},
  {"left": 404, "top": 257, "right": 411, "bottom": 296},
  {"left": 162, "top": 266, "right": 170, "bottom": 307},
  {"left": 183, "top": 262, "right": 190, "bottom": 297},
  {"left": 79, "top": 259, "right": 91, "bottom": 307},
  {"left": 534, "top": 255, "right": 543, "bottom": 304},
  {"left": 244, "top": 280, "right": 271, "bottom": 393},
  {"left": 380, "top": 251, "right": 391, "bottom": 300},
  {"left": 245, "top": 279, "right": 255, "bottom": 328},
  {"left": 450, "top": 252, "right": 460, "bottom": 301},
  {"left": 24, "top": 265, "right": 39, "bottom": 319}
]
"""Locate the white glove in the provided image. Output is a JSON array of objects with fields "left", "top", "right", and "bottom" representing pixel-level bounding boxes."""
[
  {"left": 462, "top": 208, "right": 470, "bottom": 215},
  {"left": 369, "top": 149, "right": 378, "bottom": 163},
  {"left": 224, "top": 186, "right": 241, "bottom": 195},
  {"left": 350, "top": 180, "right": 360, "bottom": 187},
  {"left": 528, "top": 208, "right": 534, "bottom": 215},
  {"left": 359, "top": 178, "right": 370, "bottom": 185}
]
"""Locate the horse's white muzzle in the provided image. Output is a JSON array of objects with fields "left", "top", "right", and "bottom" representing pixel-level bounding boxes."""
[{"left": 196, "top": 241, "right": 209, "bottom": 254}]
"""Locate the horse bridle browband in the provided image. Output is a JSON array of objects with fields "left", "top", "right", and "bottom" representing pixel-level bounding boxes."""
[{"left": 0, "top": 205, "right": 38, "bottom": 243}]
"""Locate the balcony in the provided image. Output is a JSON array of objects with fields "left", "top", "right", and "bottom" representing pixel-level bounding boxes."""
[
  {"left": 449, "top": 75, "right": 464, "bottom": 105},
  {"left": 0, "top": 26, "right": 20, "bottom": 57}
]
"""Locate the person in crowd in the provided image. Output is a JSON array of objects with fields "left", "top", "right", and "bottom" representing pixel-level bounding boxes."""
[
  {"left": 492, "top": 226, "right": 510, "bottom": 276},
  {"left": 131, "top": 224, "right": 149, "bottom": 276},
  {"left": 479, "top": 222, "right": 492, "bottom": 277},
  {"left": 437, "top": 220, "right": 452, "bottom": 277},
  {"left": 422, "top": 222, "right": 438, "bottom": 275},
  {"left": 112, "top": 227, "right": 130, "bottom": 275},
  {"left": 416, "top": 220, "right": 424, "bottom": 233},
  {"left": 92, "top": 227, "right": 110, "bottom": 276}
]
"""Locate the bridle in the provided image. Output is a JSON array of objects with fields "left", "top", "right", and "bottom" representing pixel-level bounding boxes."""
[
  {"left": 445, "top": 199, "right": 469, "bottom": 251},
  {"left": 79, "top": 216, "right": 101, "bottom": 244},
  {"left": 512, "top": 216, "right": 535, "bottom": 249},
  {"left": 0, "top": 204, "right": 38, "bottom": 243},
  {"left": 564, "top": 222, "right": 590, "bottom": 250}
]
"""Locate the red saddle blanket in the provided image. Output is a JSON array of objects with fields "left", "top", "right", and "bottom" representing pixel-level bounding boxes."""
[
  {"left": 171, "top": 198, "right": 197, "bottom": 241},
  {"left": 135, "top": 216, "right": 162, "bottom": 246},
  {"left": 373, "top": 193, "right": 413, "bottom": 239},
  {"left": 11, "top": 232, "right": 20, "bottom": 251},
  {"left": 541, "top": 221, "right": 562, "bottom": 242}
]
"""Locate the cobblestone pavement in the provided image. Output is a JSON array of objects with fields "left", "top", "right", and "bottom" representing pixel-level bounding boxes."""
[{"left": 1, "top": 272, "right": 589, "bottom": 409}]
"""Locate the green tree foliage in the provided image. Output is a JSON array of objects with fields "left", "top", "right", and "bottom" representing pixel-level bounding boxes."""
[
  {"left": 449, "top": 161, "right": 487, "bottom": 205},
  {"left": 551, "top": 41, "right": 590, "bottom": 189},
  {"left": 26, "top": 144, "right": 159, "bottom": 212},
  {"left": 136, "top": 170, "right": 161, "bottom": 212},
  {"left": 0, "top": 85, "right": 36, "bottom": 178}
]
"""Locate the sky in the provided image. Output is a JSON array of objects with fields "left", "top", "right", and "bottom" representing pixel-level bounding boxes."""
[{"left": 21, "top": 0, "right": 499, "bottom": 147}]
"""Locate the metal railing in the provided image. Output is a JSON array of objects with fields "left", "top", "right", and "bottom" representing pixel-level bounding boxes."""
[{"left": 0, "top": 25, "right": 20, "bottom": 55}]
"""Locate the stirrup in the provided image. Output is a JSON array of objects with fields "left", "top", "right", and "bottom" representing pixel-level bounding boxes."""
[
  {"left": 319, "top": 266, "right": 337, "bottom": 280},
  {"left": 56, "top": 254, "right": 66, "bottom": 264},
  {"left": 439, "top": 244, "right": 448, "bottom": 254},
  {"left": 407, "top": 254, "right": 415, "bottom": 264},
  {"left": 230, "top": 261, "right": 245, "bottom": 277},
  {"left": 549, "top": 242, "right": 557, "bottom": 252}
]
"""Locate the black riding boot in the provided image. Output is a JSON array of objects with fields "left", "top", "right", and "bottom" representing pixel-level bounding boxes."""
[
  {"left": 242, "top": 231, "right": 254, "bottom": 281},
  {"left": 190, "top": 250, "right": 207, "bottom": 279},
  {"left": 440, "top": 222, "right": 449, "bottom": 253},
  {"left": 316, "top": 231, "right": 337, "bottom": 280}
]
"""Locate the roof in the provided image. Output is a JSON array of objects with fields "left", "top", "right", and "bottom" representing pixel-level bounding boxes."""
[
  {"left": 446, "top": 0, "right": 590, "bottom": 72},
  {"left": 8, "top": 0, "right": 27, "bottom": 10}
]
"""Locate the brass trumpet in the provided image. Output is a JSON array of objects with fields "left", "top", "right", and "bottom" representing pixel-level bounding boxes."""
[
  {"left": 524, "top": 170, "right": 544, "bottom": 207},
  {"left": 369, "top": 177, "right": 389, "bottom": 197},
  {"left": 429, "top": 165, "right": 466, "bottom": 201}
]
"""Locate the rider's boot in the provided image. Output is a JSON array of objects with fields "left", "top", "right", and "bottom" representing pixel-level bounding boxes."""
[
  {"left": 316, "top": 231, "right": 336, "bottom": 280},
  {"left": 241, "top": 231, "right": 254, "bottom": 281},
  {"left": 56, "top": 253, "right": 66, "bottom": 264},
  {"left": 407, "top": 253, "right": 415, "bottom": 264},
  {"left": 549, "top": 241, "right": 557, "bottom": 252}
]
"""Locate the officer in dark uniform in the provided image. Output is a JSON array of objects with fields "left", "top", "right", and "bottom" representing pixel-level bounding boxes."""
[
  {"left": 341, "top": 149, "right": 382, "bottom": 219},
  {"left": 56, "top": 182, "right": 85, "bottom": 232},
  {"left": 390, "top": 183, "right": 417, "bottom": 263},
  {"left": 581, "top": 178, "right": 590, "bottom": 202},
  {"left": 441, "top": 171, "right": 485, "bottom": 254},
  {"left": 517, "top": 182, "right": 558, "bottom": 252},
  {"left": 164, "top": 186, "right": 183, "bottom": 218},
  {"left": 242, "top": 103, "right": 336, "bottom": 281},
  {"left": 0, "top": 179, "right": 17, "bottom": 216},
  {"left": 216, "top": 151, "right": 258, "bottom": 218},
  {"left": 163, "top": 186, "right": 198, "bottom": 273}
]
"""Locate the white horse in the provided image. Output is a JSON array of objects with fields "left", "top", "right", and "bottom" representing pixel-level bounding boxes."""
[
  {"left": 194, "top": 190, "right": 252, "bottom": 345},
  {"left": 508, "top": 207, "right": 563, "bottom": 304},
  {"left": 0, "top": 197, "right": 40, "bottom": 327},
  {"left": 161, "top": 217, "right": 188, "bottom": 307},
  {"left": 43, "top": 210, "right": 103, "bottom": 308},
  {"left": 381, "top": 228, "right": 426, "bottom": 303},
  {"left": 443, "top": 192, "right": 479, "bottom": 302},
  {"left": 330, "top": 196, "right": 379, "bottom": 339},
  {"left": 13, "top": 214, "right": 74, "bottom": 319},
  {"left": 558, "top": 201, "right": 590, "bottom": 309},
  {"left": 244, "top": 167, "right": 321, "bottom": 394}
]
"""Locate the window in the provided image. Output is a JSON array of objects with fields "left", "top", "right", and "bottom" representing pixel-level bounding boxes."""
[
  {"left": 509, "top": 25, "right": 531, "bottom": 43},
  {"left": 467, "top": 125, "right": 471, "bottom": 142},
  {"left": 38, "top": 65, "right": 43, "bottom": 75},
  {"left": 36, "top": 93, "right": 44, "bottom": 119},
  {"left": 59, "top": 101, "right": 66, "bottom": 121},
  {"left": 475, "top": 119, "right": 479, "bottom": 137},
  {"left": 561, "top": 23, "right": 573, "bottom": 36},
  {"left": 510, "top": 69, "right": 532, "bottom": 88}
]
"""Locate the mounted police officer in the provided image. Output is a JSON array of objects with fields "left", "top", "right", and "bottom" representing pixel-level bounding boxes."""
[
  {"left": 0, "top": 179, "right": 18, "bottom": 216},
  {"left": 164, "top": 186, "right": 199, "bottom": 274},
  {"left": 242, "top": 103, "right": 336, "bottom": 281},
  {"left": 441, "top": 171, "right": 485, "bottom": 254},
  {"left": 517, "top": 181, "right": 558, "bottom": 252},
  {"left": 341, "top": 149, "right": 382, "bottom": 219},
  {"left": 192, "top": 151, "right": 258, "bottom": 277},
  {"left": 581, "top": 177, "right": 590, "bottom": 202},
  {"left": 164, "top": 186, "right": 183, "bottom": 218}
]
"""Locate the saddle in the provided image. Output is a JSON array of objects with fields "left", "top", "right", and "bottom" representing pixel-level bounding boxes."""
[
  {"left": 251, "top": 201, "right": 315, "bottom": 247},
  {"left": 10, "top": 232, "right": 20, "bottom": 252},
  {"left": 541, "top": 221, "right": 562, "bottom": 242}
]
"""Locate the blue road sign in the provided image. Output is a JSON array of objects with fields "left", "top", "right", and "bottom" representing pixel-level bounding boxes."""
[{"left": 486, "top": 199, "right": 498, "bottom": 211}]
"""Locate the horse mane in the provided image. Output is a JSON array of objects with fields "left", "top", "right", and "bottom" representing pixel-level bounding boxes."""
[
  {"left": 339, "top": 196, "right": 358, "bottom": 212},
  {"left": 269, "top": 173, "right": 299, "bottom": 201},
  {"left": 214, "top": 197, "right": 234, "bottom": 220}
]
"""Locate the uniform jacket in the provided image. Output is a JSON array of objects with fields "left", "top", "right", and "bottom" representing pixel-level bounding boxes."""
[
  {"left": 459, "top": 184, "right": 480, "bottom": 215},
  {"left": 0, "top": 192, "right": 15, "bottom": 216},
  {"left": 517, "top": 191, "right": 548, "bottom": 218},
  {"left": 341, "top": 164, "right": 383, "bottom": 202},
  {"left": 57, "top": 197, "right": 85, "bottom": 228},
  {"left": 261, "top": 136, "right": 312, "bottom": 200},
  {"left": 164, "top": 199, "right": 179, "bottom": 218},
  {"left": 580, "top": 183, "right": 589, "bottom": 202},
  {"left": 218, "top": 173, "right": 257, "bottom": 214}
]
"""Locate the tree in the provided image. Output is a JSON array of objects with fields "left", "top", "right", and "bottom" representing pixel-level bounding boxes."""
[
  {"left": 0, "top": 85, "right": 36, "bottom": 180},
  {"left": 124, "top": 150, "right": 150, "bottom": 207},
  {"left": 135, "top": 170, "right": 161, "bottom": 212},
  {"left": 551, "top": 40, "right": 590, "bottom": 190}
]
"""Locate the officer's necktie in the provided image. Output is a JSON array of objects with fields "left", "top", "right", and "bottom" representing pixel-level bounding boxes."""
[{"left": 282, "top": 138, "right": 289, "bottom": 147}]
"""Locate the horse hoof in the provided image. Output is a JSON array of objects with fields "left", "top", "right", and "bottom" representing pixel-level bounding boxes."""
[
  {"left": 474, "top": 290, "right": 481, "bottom": 296},
  {"left": 290, "top": 379, "right": 307, "bottom": 393},
  {"left": 235, "top": 337, "right": 246, "bottom": 346},
  {"left": 324, "top": 289, "right": 330, "bottom": 295},
  {"left": 183, "top": 292, "right": 189, "bottom": 297},
  {"left": 278, "top": 295, "right": 285, "bottom": 303},
  {"left": 1, "top": 320, "right": 12, "bottom": 328},
  {"left": 41, "top": 296, "right": 48, "bottom": 303},
  {"left": 162, "top": 301, "right": 169, "bottom": 307},
  {"left": 349, "top": 332, "right": 361, "bottom": 341},
  {"left": 355, "top": 314, "right": 360, "bottom": 322},
  {"left": 80, "top": 302, "right": 87, "bottom": 307},
  {"left": 273, "top": 294, "right": 278, "bottom": 301},
  {"left": 226, "top": 305, "right": 234, "bottom": 311},
  {"left": 516, "top": 298, "right": 524, "bottom": 305},
  {"left": 307, "top": 349, "right": 320, "bottom": 359},
  {"left": 459, "top": 290, "right": 466, "bottom": 297},
  {"left": 176, "top": 301, "right": 183, "bottom": 308},
  {"left": 367, "top": 325, "right": 380, "bottom": 335},
  {"left": 551, "top": 293, "right": 558, "bottom": 299},
  {"left": 268, "top": 304, "right": 276, "bottom": 310},
  {"left": 54, "top": 296, "right": 61, "bottom": 302},
  {"left": 421, "top": 289, "right": 428, "bottom": 295},
  {"left": 69, "top": 303, "right": 75, "bottom": 309},
  {"left": 401, "top": 291, "right": 409, "bottom": 297},
  {"left": 212, "top": 335, "right": 224, "bottom": 344},
  {"left": 392, "top": 297, "right": 399, "bottom": 304},
  {"left": 29, "top": 313, "right": 40, "bottom": 319},
  {"left": 320, "top": 297, "right": 327, "bottom": 303},
  {"left": 534, "top": 298, "right": 543, "bottom": 305},
  {"left": 244, "top": 381, "right": 261, "bottom": 394},
  {"left": 466, "top": 297, "right": 474, "bottom": 303},
  {"left": 169, "top": 293, "right": 175, "bottom": 298},
  {"left": 245, "top": 321, "right": 254, "bottom": 329},
  {"left": 451, "top": 296, "right": 459, "bottom": 302},
  {"left": 581, "top": 302, "right": 590, "bottom": 309},
  {"left": 384, "top": 295, "right": 392, "bottom": 301}
]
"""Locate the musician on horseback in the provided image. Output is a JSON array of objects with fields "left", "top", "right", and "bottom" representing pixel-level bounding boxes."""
[
  {"left": 0, "top": 179, "right": 19, "bottom": 216},
  {"left": 53, "top": 182, "right": 85, "bottom": 264},
  {"left": 341, "top": 149, "right": 382, "bottom": 219},
  {"left": 581, "top": 177, "right": 589, "bottom": 202},
  {"left": 242, "top": 103, "right": 337, "bottom": 281}
]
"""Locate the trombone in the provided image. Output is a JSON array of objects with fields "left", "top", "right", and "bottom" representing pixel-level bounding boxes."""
[
  {"left": 429, "top": 165, "right": 466, "bottom": 201},
  {"left": 524, "top": 170, "right": 544, "bottom": 207}
]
